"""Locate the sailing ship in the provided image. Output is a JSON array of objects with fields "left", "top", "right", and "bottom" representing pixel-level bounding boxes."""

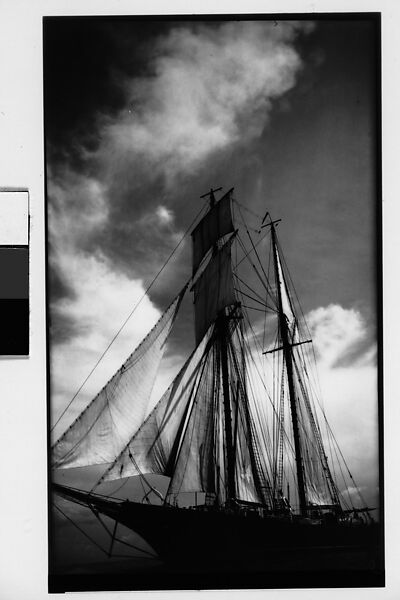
[{"left": 51, "top": 187, "right": 380, "bottom": 583}]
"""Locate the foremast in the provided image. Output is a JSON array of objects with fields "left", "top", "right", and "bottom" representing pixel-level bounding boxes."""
[{"left": 196, "top": 187, "right": 237, "bottom": 504}]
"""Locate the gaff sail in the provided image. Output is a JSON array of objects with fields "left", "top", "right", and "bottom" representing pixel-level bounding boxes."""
[
  {"left": 193, "top": 236, "right": 236, "bottom": 344},
  {"left": 191, "top": 188, "right": 234, "bottom": 274},
  {"left": 52, "top": 286, "right": 186, "bottom": 469}
]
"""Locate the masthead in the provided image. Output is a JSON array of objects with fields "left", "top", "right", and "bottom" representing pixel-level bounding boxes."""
[{"left": 200, "top": 187, "right": 223, "bottom": 207}]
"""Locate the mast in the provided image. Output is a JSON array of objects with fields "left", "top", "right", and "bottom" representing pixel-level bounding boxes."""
[
  {"left": 270, "top": 223, "right": 307, "bottom": 516},
  {"left": 200, "top": 186, "right": 222, "bottom": 208},
  {"left": 195, "top": 187, "right": 236, "bottom": 503},
  {"left": 217, "top": 311, "right": 236, "bottom": 502}
]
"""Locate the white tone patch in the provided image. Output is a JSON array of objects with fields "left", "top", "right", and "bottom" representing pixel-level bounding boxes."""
[{"left": 0, "top": 190, "right": 28, "bottom": 245}]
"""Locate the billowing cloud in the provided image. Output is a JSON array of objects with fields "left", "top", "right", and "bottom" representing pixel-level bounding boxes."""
[
  {"left": 66, "top": 21, "right": 317, "bottom": 289},
  {"left": 307, "top": 303, "right": 374, "bottom": 368},
  {"left": 48, "top": 20, "right": 316, "bottom": 297},
  {"left": 98, "top": 21, "right": 313, "bottom": 184}
]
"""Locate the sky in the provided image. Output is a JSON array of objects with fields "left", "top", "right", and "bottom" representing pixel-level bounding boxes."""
[{"left": 44, "top": 16, "right": 380, "bottom": 573}]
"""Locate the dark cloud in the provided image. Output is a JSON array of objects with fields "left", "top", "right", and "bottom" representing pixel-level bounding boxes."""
[{"left": 44, "top": 19, "right": 148, "bottom": 165}]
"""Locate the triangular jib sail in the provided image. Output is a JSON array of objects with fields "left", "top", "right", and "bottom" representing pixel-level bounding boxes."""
[{"left": 52, "top": 286, "right": 186, "bottom": 469}]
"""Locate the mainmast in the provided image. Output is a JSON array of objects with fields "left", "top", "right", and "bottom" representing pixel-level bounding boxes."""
[{"left": 270, "top": 223, "right": 307, "bottom": 516}]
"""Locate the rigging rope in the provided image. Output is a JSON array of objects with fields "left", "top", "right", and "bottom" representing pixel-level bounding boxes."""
[
  {"left": 232, "top": 198, "right": 265, "bottom": 222},
  {"left": 54, "top": 501, "right": 156, "bottom": 559},
  {"left": 236, "top": 232, "right": 277, "bottom": 308},
  {"left": 54, "top": 502, "right": 109, "bottom": 556}
]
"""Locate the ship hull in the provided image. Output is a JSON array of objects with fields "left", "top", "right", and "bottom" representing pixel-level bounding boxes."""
[
  {"left": 52, "top": 485, "right": 383, "bottom": 589},
  {"left": 116, "top": 501, "right": 380, "bottom": 573}
]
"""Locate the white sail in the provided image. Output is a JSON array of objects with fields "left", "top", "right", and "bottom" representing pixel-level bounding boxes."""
[
  {"left": 52, "top": 288, "right": 186, "bottom": 469},
  {"left": 234, "top": 411, "right": 265, "bottom": 504},
  {"left": 231, "top": 329, "right": 268, "bottom": 505},
  {"left": 96, "top": 329, "right": 213, "bottom": 484}
]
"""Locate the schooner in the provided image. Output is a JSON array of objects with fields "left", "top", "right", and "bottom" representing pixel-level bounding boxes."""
[{"left": 51, "top": 187, "right": 380, "bottom": 581}]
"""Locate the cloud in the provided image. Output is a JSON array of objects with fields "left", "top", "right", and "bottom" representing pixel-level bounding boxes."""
[
  {"left": 306, "top": 303, "right": 374, "bottom": 368},
  {"left": 97, "top": 21, "right": 313, "bottom": 186},
  {"left": 47, "top": 21, "right": 316, "bottom": 291},
  {"left": 48, "top": 20, "right": 316, "bottom": 300},
  {"left": 48, "top": 21, "right": 317, "bottom": 437}
]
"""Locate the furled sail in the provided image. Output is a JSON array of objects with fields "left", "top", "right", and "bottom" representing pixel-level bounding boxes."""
[
  {"left": 191, "top": 188, "right": 234, "bottom": 274},
  {"left": 193, "top": 237, "right": 236, "bottom": 344},
  {"left": 95, "top": 330, "right": 213, "bottom": 485},
  {"left": 52, "top": 287, "right": 186, "bottom": 470}
]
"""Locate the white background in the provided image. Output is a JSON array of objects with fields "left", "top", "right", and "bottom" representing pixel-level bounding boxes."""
[{"left": 0, "top": 1, "right": 398, "bottom": 598}]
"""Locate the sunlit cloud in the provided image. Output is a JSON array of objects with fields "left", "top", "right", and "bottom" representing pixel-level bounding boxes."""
[{"left": 307, "top": 303, "right": 372, "bottom": 367}]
